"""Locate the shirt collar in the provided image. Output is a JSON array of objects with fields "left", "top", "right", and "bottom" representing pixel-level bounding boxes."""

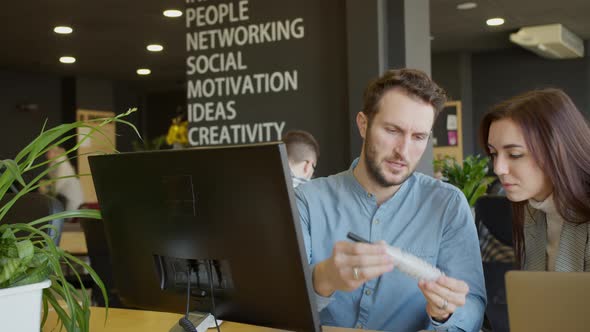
[
  {"left": 344, "top": 157, "right": 414, "bottom": 204},
  {"left": 290, "top": 170, "right": 309, "bottom": 188}
]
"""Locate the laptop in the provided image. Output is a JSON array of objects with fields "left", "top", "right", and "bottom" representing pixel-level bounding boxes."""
[{"left": 505, "top": 271, "right": 590, "bottom": 332}]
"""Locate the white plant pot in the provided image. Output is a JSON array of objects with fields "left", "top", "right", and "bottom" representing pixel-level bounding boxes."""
[{"left": 0, "top": 279, "right": 51, "bottom": 332}]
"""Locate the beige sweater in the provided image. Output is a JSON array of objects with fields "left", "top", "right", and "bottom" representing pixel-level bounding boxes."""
[{"left": 529, "top": 194, "right": 564, "bottom": 271}]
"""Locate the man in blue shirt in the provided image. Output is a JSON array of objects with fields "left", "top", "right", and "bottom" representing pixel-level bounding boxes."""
[
  {"left": 295, "top": 69, "right": 486, "bottom": 332},
  {"left": 282, "top": 130, "right": 320, "bottom": 188}
]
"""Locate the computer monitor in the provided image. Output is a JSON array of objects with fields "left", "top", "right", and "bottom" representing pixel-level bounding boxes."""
[{"left": 88, "top": 143, "right": 320, "bottom": 332}]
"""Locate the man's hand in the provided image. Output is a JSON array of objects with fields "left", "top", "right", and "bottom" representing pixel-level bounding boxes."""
[
  {"left": 313, "top": 240, "right": 394, "bottom": 297},
  {"left": 418, "top": 275, "right": 469, "bottom": 322}
]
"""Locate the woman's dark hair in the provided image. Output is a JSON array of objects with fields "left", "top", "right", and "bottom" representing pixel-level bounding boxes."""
[{"left": 479, "top": 88, "right": 590, "bottom": 265}]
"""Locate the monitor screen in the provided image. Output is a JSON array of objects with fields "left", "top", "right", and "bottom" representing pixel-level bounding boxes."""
[{"left": 89, "top": 143, "right": 320, "bottom": 332}]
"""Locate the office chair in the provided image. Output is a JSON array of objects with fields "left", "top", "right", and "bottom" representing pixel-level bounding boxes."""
[
  {"left": 475, "top": 195, "right": 513, "bottom": 246},
  {"left": 78, "top": 203, "right": 124, "bottom": 308},
  {"left": 0, "top": 192, "right": 65, "bottom": 245},
  {"left": 475, "top": 195, "right": 516, "bottom": 332}
]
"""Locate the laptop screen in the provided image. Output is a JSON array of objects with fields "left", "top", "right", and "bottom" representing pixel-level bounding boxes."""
[{"left": 505, "top": 271, "right": 590, "bottom": 332}]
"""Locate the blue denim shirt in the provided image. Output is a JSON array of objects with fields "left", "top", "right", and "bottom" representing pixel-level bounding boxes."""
[{"left": 295, "top": 160, "right": 486, "bottom": 332}]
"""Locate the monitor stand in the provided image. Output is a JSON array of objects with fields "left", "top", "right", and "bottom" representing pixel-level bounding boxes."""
[{"left": 171, "top": 260, "right": 224, "bottom": 332}]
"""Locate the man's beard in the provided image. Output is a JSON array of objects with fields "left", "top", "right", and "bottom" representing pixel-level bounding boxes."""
[{"left": 363, "top": 135, "right": 413, "bottom": 188}]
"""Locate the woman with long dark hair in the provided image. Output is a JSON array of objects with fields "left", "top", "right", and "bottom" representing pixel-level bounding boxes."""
[{"left": 479, "top": 88, "right": 590, "bottom": 271}]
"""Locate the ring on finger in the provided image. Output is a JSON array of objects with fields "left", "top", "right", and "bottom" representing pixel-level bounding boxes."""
[
  {"left": 438, "top": 298, "right": 448, "bottom": 311},
  {"left": 353, "top": 267, "right": 360, "bottom": 280}
]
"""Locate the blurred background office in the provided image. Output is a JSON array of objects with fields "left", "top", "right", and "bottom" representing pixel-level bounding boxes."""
[{"left": 1, "top": 1, "right": 589, "bottom": 330}]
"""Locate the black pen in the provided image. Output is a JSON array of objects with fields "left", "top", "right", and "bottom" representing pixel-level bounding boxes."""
[{"left": 347, "top": 232, "right": 371, "bottom": 243}]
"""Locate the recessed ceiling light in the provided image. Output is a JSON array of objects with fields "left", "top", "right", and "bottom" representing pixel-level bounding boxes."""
[
  {"left": 486, "top": 18, "right": 505, "bottom": 26},
  {"left": 163, "top": 9, "right": 182, "bottom": 18},
  {"left": 59, "top": 56, "right": 76, "bottom": 64},
  {"left": 146, "top": 44, "right": 164, "bottom": 52},
  {"left": 54, "top": 26, "right": 73, "bottom": 34},
  {"left": 457, "top": 2, "right": 477, "bottom": 10},
  {"left": 137, "top": 68, "right": 151, "bottom": 75}
]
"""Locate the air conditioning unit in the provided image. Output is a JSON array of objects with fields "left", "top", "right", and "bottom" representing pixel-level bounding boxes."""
[{"left": 509, "top": 24, "right": 584, "bottom": 59}]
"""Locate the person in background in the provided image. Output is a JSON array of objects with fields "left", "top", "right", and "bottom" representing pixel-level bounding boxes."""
[
  {"left": 480, "top": 88, "right": 590, "bottom": 271},
  {"left": 282, "top": 130, "right": 320, "bottom": 187},
  {"left": 296, "top": 69, "right": 485, "bottom": 331},
  {"left": 40, "top": 146, "right": 85, "bottom": 212}
]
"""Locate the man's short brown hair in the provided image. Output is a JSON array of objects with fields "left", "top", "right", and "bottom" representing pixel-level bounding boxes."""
[
  {"left": 282, "top": 130, "right": 320, "bottom": 164},
  {"left": 362, "top": 68, "right": 447, "bottom": 122}
]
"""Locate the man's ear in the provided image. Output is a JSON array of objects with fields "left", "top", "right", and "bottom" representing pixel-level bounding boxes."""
[
  {"left": 303, "top": 161, "right": 314, "bottom": 179},
  {"left": 356, "top": 112, "right": 368, "bottom": 139}
]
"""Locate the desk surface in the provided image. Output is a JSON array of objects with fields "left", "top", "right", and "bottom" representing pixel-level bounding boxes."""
[
  {"left": 59, "top": 230, "right": 87, "bottom": 255},
  {"left": 43, "top": 307, "right": 373, "bottom": 332}
]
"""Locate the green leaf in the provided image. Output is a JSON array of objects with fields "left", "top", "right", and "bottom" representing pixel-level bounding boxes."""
[
  {"left": 26, "top": 209, "right": 101, "bottom": 228},
  {"left": 27, "top": 250, "right": 48, "bottom": 267},
  {"left": 45, "top": 286, "right": 73, "bottom": 331},
  {"left": 15, "top": 239, "right": 34, "bottom": 259},
  {"left": 7, "top": 258, "right": 50, "bottom": 287},
  {"left": 469, "top": 184, "right": 489, "bottom": 207},
  {"left": 0, "top": 257, "right": 20, "bottom": 285},
  {"left": 0, "top": 159, "right": 26, "bottom": 187},
  {"left": 64, "top": 251, "right": 109, "bottom": 318},
  {"left": 41, "top": 288, "right": 49, "bottom": 329},
  {"left": 1, "top": 228, "right": 15, "bottom": 239},
  {"left": 0, "top": 237, "right": 18, "bottom": 257}
]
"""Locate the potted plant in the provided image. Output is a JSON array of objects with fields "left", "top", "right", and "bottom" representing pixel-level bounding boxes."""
[
  {"left": 433, "top": 155, "right": 496, "bottom": 207},
  {"left": 0, "top": 108, "right": 138, "bottom": 331}
]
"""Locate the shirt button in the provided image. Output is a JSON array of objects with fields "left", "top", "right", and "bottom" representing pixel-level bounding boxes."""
[
  {"left": 373, "top": 219, "right": 380, "bottom": 225},
  {"left": 365, "top": 289, "right": 372, "bottom": 296},
  {"left": 367, "top": 193, "right": 372, "bottom": 198}
]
